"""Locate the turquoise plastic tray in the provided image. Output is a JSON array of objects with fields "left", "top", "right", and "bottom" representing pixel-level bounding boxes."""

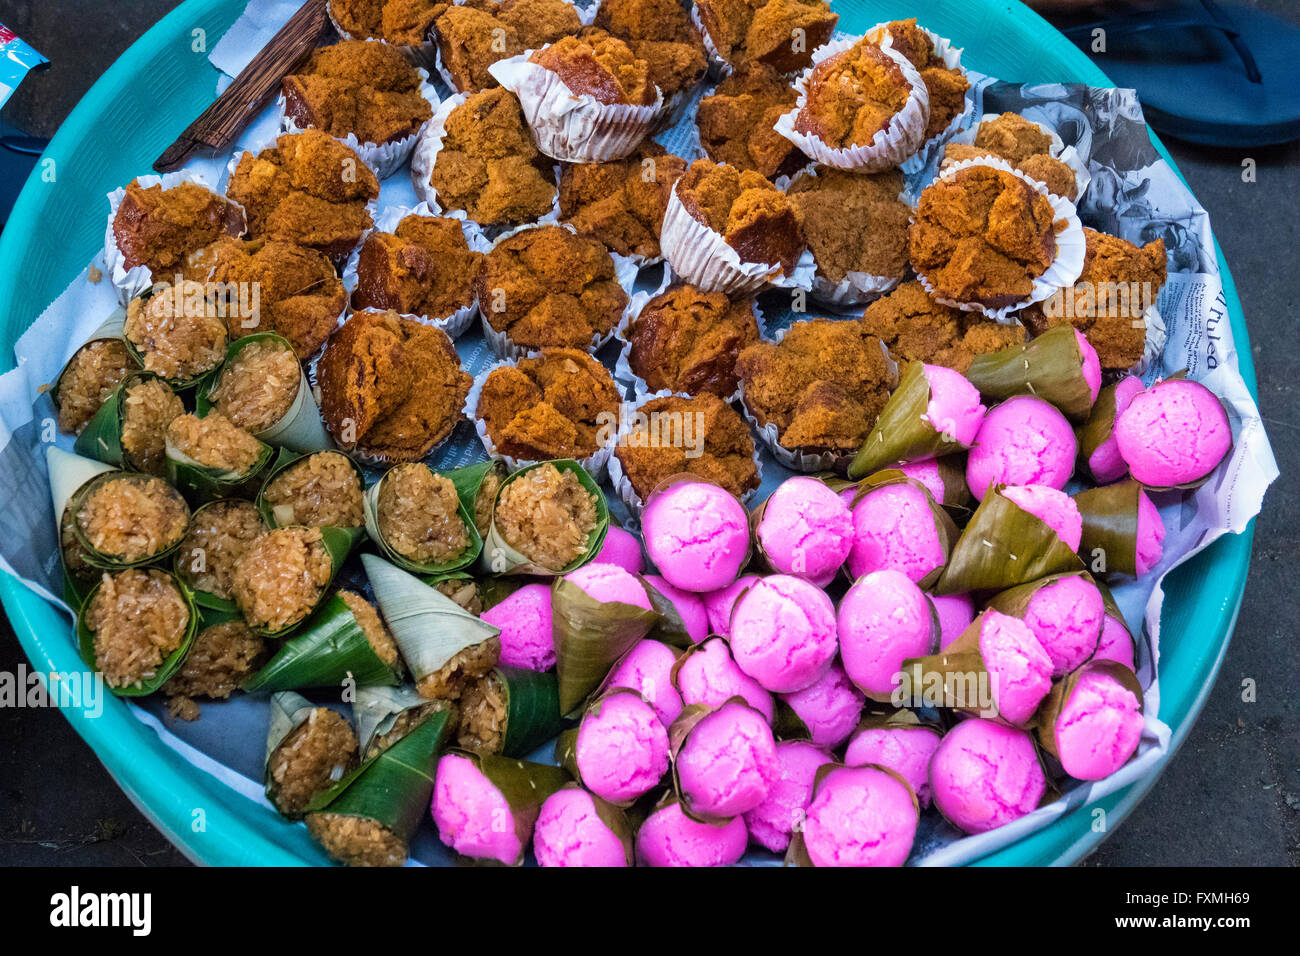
[{"left": 0, "top": 0, "right": 1258, "bottom": 866}]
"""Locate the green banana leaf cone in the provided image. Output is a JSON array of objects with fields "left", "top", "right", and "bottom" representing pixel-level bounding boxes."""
[
  {"left": 551, "top": 574, "right": 660, "bottom": 716},
  {"left": 849, "top": 361, "right": 974, "bottom": 479},
  {"left": 479, "top": 459, "right": 609, "bottom": 576},
  {"left": 458, "top": 664, "right": 566, "bottom": 758},
  {"left": 962, "top": 323, "right": 1097, "bottom": 422}
]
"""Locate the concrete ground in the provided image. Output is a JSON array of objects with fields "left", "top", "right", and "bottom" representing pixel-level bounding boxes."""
[{"left": 0, "top": 0, "right": 1294, "bottom": 866}]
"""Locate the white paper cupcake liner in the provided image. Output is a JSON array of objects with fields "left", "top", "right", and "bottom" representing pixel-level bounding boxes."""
[
  {"left": 326, "top": 0, "right": 438, "bottom": 69},
  {"left": 691, "top": 3, "right": 732, "bottom": 80},
  {"left": 462, "top": 352, "right": 617, "bottom": 482},
  {"left": 611, "top": 268, "right": 770, "bottom": 402},
  {"left": 863, "top": 21, "right": 974, "bottom": 176},
  {"left": 913, "top": 155, "right": 1086, "bottom": 323},
  {"left": 277, "top": 51, "right": 439, "bottom": 180},
  {"left": 103, "top": 172, "right": 247, "bottom": 307},
  {"left": 431, "top": 0, "right": 598, "bottom": 92},
  {"left": 606, "top": 388, "right": 764, "bottom": 526},
  {"left": 659, "top": 179, "right": 813, "bottom": 295},
  {"left": 340, "top": 200, "right": 491, "bottom": 339},
  {"left": 409, "top": 92, "right": 562, "bottom": 236},
  {"left": 487, "top": 51, "right": 664, "bottom": 163},
  {"left": 477, "top": 220, "right": 642, "bottom": 360},
  {"left": 941, "top": 112, "right": 1091, "bottom": 202},
  {"left": 773, "top": 35, "right": 931, "bottom": 174},
  {"left": 737, "top": 323, "right": 898, "bottom": 473}
]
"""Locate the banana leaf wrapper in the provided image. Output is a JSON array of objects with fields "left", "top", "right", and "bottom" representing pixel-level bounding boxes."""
[
  {"left": 477, "top": 575, "right": 529, "bottom": 613},
  {"left": 1033, "top": 659, "right": 1144, "bottom": 765},
  {"left": 934, "top": 484, "right": 1085, "bottom": 594},
  {"left": 362, "top": 464, "right": 483, "bottom": 575},
  {"left": 845, "top": 470, "right": 959, "bottom": 590},
  {"left": 785, "top": 760, "right": 921, "bottom": 867},
  {"left": 667, "top": 697, "right": 766, "bottom": 824},
  {"left": 849, "top": 361, "right": 972, "bottom": 478},
  {"left": 448, "top": 459, "right": 509, "bottom": 538},
  {"left": 551, "top": 574, "right": 659, "bottom": 716},
  {"left": 494, "top": 665, "right": 566, "bottom": 758},
  {"left": 772, "top": 697, "right": 812, "bottom": 742},
  {"left": 306, "top": 707, "right": 455, "bottom": 848},
  {"left": 1071, "top": 480, "right": 1148, "bottom": 577},
  {"left": 896, "top": 612, "right": 1001, "bottom": 721},
  {"left": 48, "top": 447, "right": 113, "bottom": 604},
  {"left": 479, "top": 459, "right": 610, "bottom": 576},
  {"left": 353, "top": 684, "right": 446, "bottom": 758},
  {"left": 196, "top": 332, "right": 332, "bottom": 453},
  {"left": 173, "top": 498, "right": 267, "bottom": 613},
  {"left": 72, "top": 369, "right": 177, "bottom": 470},
  {"left": 264, "top": 692, "right": 360, "bottom": 818},
  {"left": 928, "top": 456, "right": 974, "bottom": 510},
  {"left": 243, "top": 592, "right": 403, "bottom": 693},
  {"left": 166, "top": 428, "right": 275, "bottom": 505},
  {"left": 638, "top": 574, "right": 693, "bottom": 648},
  {"left": 68, "top": 470, "right": 191, "bottom": 571},
  {"left": 422, "top": 571, "right": 483, "bottom": 615},
  {"left": 442, "top": 749, "right": 571, "bottom": 866},
  {"left": 962, "top": 323, "right": 1096, "bottom": 422},
  {"left": 1074, "top": 379, "right": 1124, "bottom": 480},
  {"left": 250, "top": 525, "right": 355, "bottom": 639},
  {"left": 255, "top": 447, "right": 368, "bottom": 554},
  {"left": 361, "top": 553, "right": 503, "bottom": 688},
  {"left": 50, "top": 309, "right": 133, "bottom": 419},
  {"left": 76, "top": 570, "right": 199, "bottom": 697},
  {"left": 1094, "top": 579, "right": 1140, "bottom": 664}
]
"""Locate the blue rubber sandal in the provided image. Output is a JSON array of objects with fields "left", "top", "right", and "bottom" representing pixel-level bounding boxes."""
[{"left": 1056, "top": 0, "right": 1300, "bottom": 147}]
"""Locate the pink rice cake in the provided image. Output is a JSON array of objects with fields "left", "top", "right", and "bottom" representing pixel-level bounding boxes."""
[
  {"left": 966, "top": 396, "right": 1076, "bottom": 501},
  {"left": 432, "top": 752, "right": 523, "bottom": 864},
  {"left": 676, "top": 700, "right": 779, "bottom": 818},
  {"left": 929, "top": 718, "right": 1047, "bottom": 834},
  {"left": 533, "top": 787, "right": 629, "bottom": 867},
  {"left": 1002, "top": 483, "right": 1083, "bottom": 551},
  {"left": 1092, "top": 614, "right": 1136, "bottom": 670},
  {"left": 481, "top": 583, "right": 555, "bottom": 671},
  {"left": 744, "top": 740, "right": 831, "bottom": 853},
  {"left": 1052, "top": 667, "right": 1144, "bottom": 780},
  {"left": 755, "top": 476, "right": 853, "bottom": 585},
  {"left": 779, "top": 661, "right": 864, "bottom": 748},
  {"left": 801, "top": 765, "right": 919, "bottom": 867},
  {"left": 848, "top": 481, "right": 946, "bottom": 583},
  {"left": 977, "top": 609, "right": 1053, "bottom": 726},
  {"left": 1076, "top": 329, "right": 1102, "bottom": 404},
  {"left": 1020, "top": 574, "right": 1104, "bottom": 677},
  {"left": 642, "top": 481, "right": 749, "bottom": 592},
  {"left": 1114, "top": 378, "right": 1231, "bottom": 487},
  {"left": 922, "top": 364, "right": 986, "bottom": 447},
  {"left": 702, "top": 572, "right": 762, "bottom": 638},
  {"left": 1087, "top": 374, "right": 1143, "bottom": 483},
  {"left": 644, "top": 573, "right": 710, "bottom": 642},
  {"left": 576, "top": 692, "right": 670, "bottom": 803},
  {"left": 930, "top": 592, "right": 975, "bottom": 651},
  {"left": 838, "top": 569, "right": 936, "bottom": 699},
  {"left": 636, "top": 799, "right": 748, "bottom": 867},
  {"left": 593, "top": 523, "right": 646, "bottom": 573},
  {"left": 605, "top": 639, "right": 684, "bottom": 727},
  {"left": 674, "top": 637, "right": 775, "bottom": 722},
  {"left": 728, "top": 574, "right": 838, "bottom": 693},
  {"left": 1135, "top": 490, "right": 1166, "bottom": 577},
  {"left": 844, "top": 724, "right": 943, "bottom": 807},
  {"left": 565, "top": 561, "right": 652, "bottom": 608}
]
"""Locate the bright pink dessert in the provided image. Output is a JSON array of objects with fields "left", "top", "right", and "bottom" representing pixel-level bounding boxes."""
[
  {"left": 642, "top": 481, "right": 749, "bottom": 592},
  {"left": 848, "top": 482, "right": 946, "bottom": 583},
  {"left": 565, "top": 562, "right": 653, "bottom": 609},
  {"left": 593, "top": 523, "right": 645, "bottom": 573},
  {"left": 1135, "top": 490, "right": 1166, "bottom": 576},
  {"left": 676, "top": 700, "right": 779, "bottom": 818},
  {"left": 643, "top": 573, "right": 709, "bottom": 642},
  {"left": 432, "top": 753, "right": 522, "bottom": 864},
  {"left": 845, "top": 724, "right": 943, "bottom": 807},
  {"left": 576, "top": 692, "right": 670, "bottom": 803},
  {"left": 922, "top": 363, "right": 986, "bottom": 447},
  {"left": 929, "top": 718, "right": 1047, "bottom": 834},
  {"left": 729, "top": 575, "right": 838, "bottom": 693},
  {"left": 977, "top": 609, "right": 1053, "bottom": 726},
  {"left": 755, "top": 477, "right": 853, "bottom": 585},
  {"left": 802, "top": 765, "right": 919, "bottom": 867},
  {"left": 674, "top": 637, "right": 775, "bottom": 722},
  {"left": 1087, "top": 375, "right": 1143, "bottom": 483},
  {"left": 533, "top": 787, "right": 629, "bottom": 867},
  {"left": 743, "top": 740, "right": 831, "bottom": 853},
  {"left": 779, "top": 661, "right": 864, "bottom": 748},
  {"left": 1002, "top": 483, "right": 1083, "bottom": 550},
  {"left": 636, "top": 799, "right": 748, "bottom": 867},
  {"left": 1021, "top": 574, "right": 1104, "bottom": 676},
  {"left": 965, "top": 396, "right": 1077, "bottom": 501},
  {"left": 605, "top": 639, "right": 683, "bottom": 726},
  {"left": 481, "top": 583, "right": 555, "bottom": 671},
  {"left": 838, "top": 569, "right": 936, "bottom": 699},
  {"left": 898, "top": 458, "right": 950, "bottom": 504},
  {"left": 1054, "top": 668, "right": 1143, "bottom": 780},
  {"left": 1092, "top": 614, "right": 1136, "bottom": 670},
  {"left": 702, "top": 573, "right": 761, "bottom": 638},
  {"left": 930, "top": 592, "right": 975, "bottom": 651},
  {"left": 1076, "top": 329, "right": 1102, "bottom": 404},
  {"left": 1114, "top": 378, "right": 1232, "bottom": 487}
]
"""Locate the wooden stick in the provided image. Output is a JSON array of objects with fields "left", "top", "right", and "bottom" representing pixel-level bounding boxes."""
[{"left": 153, "top": 0, "right": 329, "bottom": 172}]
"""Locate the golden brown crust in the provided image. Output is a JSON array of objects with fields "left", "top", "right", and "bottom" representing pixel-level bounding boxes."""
[
  {"left": 676, "top": 158, "right": 805, "bottom": 274},
  {"left": 558, "top": 143, "right": 686, "bottom": 259},
  {"left": 696, "top": 0, "right": 837, "bottom": 74},
  {"left": 625, "top": 284, "right": 760, "bottom": 397},
  {"left": 113, "top": 179, "right": 246, "bottom": 278},
  {"left": 860, "top": 280, "right": 1026, "bottom": 373},
  {"left": 530, "top": 34, "right": 657, "bottom": 106},
  {"left": 793, "top": 40, "right": 912, "bottom": 149},
  {"left": 589, "top": 0, "right": 706, "bottom": 96},
  {"left": 330, "top": 0, "right": 448, "bottom": 46},
  {"left": 696, "top": 63, "right": 806, "bottom": 180},
  {"left": 942, "top": 113, "right": 1077, "bottom": 200},
  {"left": 352, "top": 214, "right": 483, "bottom": 319},
  {"left": 787, "top": 167, "right": 910, "bottom": 283},
  {"left": 433, "top": 0, "right": 581, "bottom": 93}
]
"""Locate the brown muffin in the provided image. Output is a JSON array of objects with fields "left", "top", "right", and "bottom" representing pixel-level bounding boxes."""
[
  {"left": 624, "top": 283, "right": 761, "bottom": 397},
  {"left": 352, "top": 214, "right": 484, "bottom": 320},
  {"left": 696, "top": 63, "right": 806, "bottom": 180},
  {"left": 787, "top": 167, "right": 910, "bottom": 285},
  {"left": 589, "top": 0, "right": 707, "bottom": 99},
  {"left": 476, "top": 225, "right": 629, "bottom": 352},
  {"left": 433, "top": 0, "right": 582, "bottom": 93},
  {"left": 695, "top": 0, "right": 838, "bottom": 74},
  {"left": 425, "top": 87, "right": 558, "bottom": 226},
  {"left": 476, "top": 348, "right": 621, "bottom": 460},
  {"left": 530, "top": 34, "right": 657, "bottom": 106},
  {"left": 941, "top": 112, "right": 1078, "bottom": 200},
  {"left": 1018, "top": 228, "right": 1166, "bottom": 371},
  {"left": 873, "top": 19, "right": 969, "bottom": 142},
  {"left": 614, "top": 393, "right": 759, "bottom": 501},
  {"left": 316, "top": 309, "right": 472, "bottom": 461},
  {"left": 112, "top": 179, "right": 246, "bottom": 279},
  {"left": 226, "top": 130, "right": 379, "bottom": 262},
  {"left": 330, "top": 0, "right": 448, "bottom": 46},
  {"left": 183, "top": 236, "right": 346, "bottom": 359},
  {"left": 676, "top": 158, "right": 805, "bottom": 274},
  {"left": 861, "top": 281, "right": 1027, "bottom": 373},
  {"left": 793, "top": 39, "right": 914, "bottom": 149},
  {"left": 282, "top": 40, "right": 433, "bottom": 146},
  {"left": 558, "top": 143, "right": 687, "bottom": 259},
  {"left": 735, "top": 317, "right": 894, "bottom": 454},
  {"left": 909, "top": 164, "right": 1060, "bottom": 310}
]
